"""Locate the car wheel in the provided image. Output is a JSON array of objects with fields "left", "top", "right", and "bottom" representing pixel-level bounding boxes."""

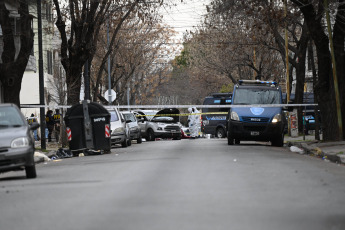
[
  {"left": 235, "top": 139, "right": 240, "bottom": 145},
  {"left": 137, "top": 135, "right": 142, "bottom": 144},
  {"left": 121, "top": 138, "right": 128, "bottom": 148},
  {"left": 25, "top": 165, "right": 37, "bottom": 178},
  {"left": 216, "top": 127, "right": 226, "bottom": 138},
  {"left": 147, "top": 129, "right": 155, "bottom": 141},
  {"left": 173, "top": 134, "right": 182, "bottom": 140},
  {"left": 127, "top": 139, "right": 132, "bottom": 146}
]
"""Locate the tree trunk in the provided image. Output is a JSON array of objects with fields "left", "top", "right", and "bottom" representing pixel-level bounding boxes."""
[
  {"left": 332, "top": 1, "right": 345, "bottom": 138},
  {"left": 0, "top": 1, "right": 34, "bottom": 107},
  {"left": 292, "top": 1, "right": 339, "bottom": 141},
  {"left": 308, "top": 41, "right": 320, "bottom": 140},
  {"left": 66, "top": 62, "right": 82, "bottom": 105},
  {"left": 295, "top": 23, "right": 309, "bottom": 134}
]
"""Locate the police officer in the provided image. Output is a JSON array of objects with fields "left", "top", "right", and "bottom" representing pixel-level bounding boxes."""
[
  {"left": 46, "top": 110, "right": 55, "bottom": 142},
  {"left": 53, "top": 109, "right": 61, "bottom": 142}
]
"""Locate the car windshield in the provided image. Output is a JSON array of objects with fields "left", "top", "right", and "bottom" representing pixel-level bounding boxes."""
[
  {"left": 110, "top": 111, "right": 119, "bottom": 122},
  {"left": 0, "top": 107, "right": 25, "bottom": 128},
  {"left": 233, "top": 88, "right": 280, "bottom": 105},
  {"left": 123, "top": 113, "right": 136, "bottom": 122}
]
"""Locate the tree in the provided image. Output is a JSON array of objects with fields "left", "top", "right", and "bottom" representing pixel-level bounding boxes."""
[
  {"left": 290, "top": 0, "right": 345, "bottom": 141},
  {"left": 53, "top": 0, "right": 156, "bottom": 105},
  {"left": 91, "top": 9, "right": 175, "bottom": 105},
  {"left": 0, "top": 0, "right": 34, "bottom": 107}
]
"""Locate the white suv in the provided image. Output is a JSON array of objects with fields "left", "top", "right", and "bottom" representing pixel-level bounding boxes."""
[{"left": 138, "top": 108, "right": 182, "bottom": 141}]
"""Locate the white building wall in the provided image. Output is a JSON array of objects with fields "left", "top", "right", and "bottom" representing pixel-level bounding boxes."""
[{"left": 20, "top": 0, "right": 55, "bottom": 118}]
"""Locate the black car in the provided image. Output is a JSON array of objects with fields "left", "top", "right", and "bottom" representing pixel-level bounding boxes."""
[{"left": 0, "top": 104, "right": 39, "bottom": 178}]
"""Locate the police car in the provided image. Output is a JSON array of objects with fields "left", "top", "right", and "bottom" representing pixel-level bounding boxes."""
[{"left": 227, "top": 80, "right": 287, "bottom": 146}]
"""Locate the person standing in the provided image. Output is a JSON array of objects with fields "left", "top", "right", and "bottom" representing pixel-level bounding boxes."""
[
  {"left": 192, "top": 107, "right": 201, "bottom": 138},
  {"left": 188, "top": 107, "right": 198, "bottom": 139},
  {"left": 46, "top": 110, "right": 55, "bottom": 142},
  {"left": 30, "top": 114, "right": 40, "bottom": 141},
  {"left": 53, "top": 109, "right": 61, "bottom": 142}
]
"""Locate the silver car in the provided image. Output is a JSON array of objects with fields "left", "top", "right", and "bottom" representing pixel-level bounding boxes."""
[
  {"left": 108, "top": 108, "right": 131, "bottom": 148},
  {"left": 0, "top": 104, "right": 39, "bottom": 178},
  {"left": 121, "top": 111, "right": 142, "bottom": 144},
  {"left": 140, "top": 108, "right": 182, "bottom": 141}
]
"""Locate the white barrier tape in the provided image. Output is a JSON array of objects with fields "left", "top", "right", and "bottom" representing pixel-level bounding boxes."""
[{"left": 21, "top": 104, "right": 318, "bottom": 109}]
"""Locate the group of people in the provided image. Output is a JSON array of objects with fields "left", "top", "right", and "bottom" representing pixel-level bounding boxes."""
[
  {"left": 28, "top": 109, "right": 61, "bottom": 142},
  {"left": 188, "top": 107, "right": 201, "bottom": 139}
]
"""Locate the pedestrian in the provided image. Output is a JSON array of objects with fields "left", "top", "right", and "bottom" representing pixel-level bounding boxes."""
[
  {"left": 54, "top": 109, "right": 61, "bottom": 142},
  {"left": 188, "top": 107, "right": 198, "bottom": 139},
  {"left": 192, "top": 107, "right": 201, "bottom": 138},
  {"left": 30, "top": 113, "right": 40, "bottom": 141},
  {"left": 46, "top": 110, "right": 55, "bottom": 142}
]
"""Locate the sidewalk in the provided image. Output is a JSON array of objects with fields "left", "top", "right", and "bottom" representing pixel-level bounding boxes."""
[
  {"left": 285, "top": 135, "right": 345, "bottom": 164},
  {"left": 34, "top": 141, "right": 66, "bottom": 163}
]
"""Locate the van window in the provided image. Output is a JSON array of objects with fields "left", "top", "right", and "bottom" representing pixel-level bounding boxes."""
[
  {"left": 110, "top": 111, "right": 119, "bottom": 122},
  {"left": 233, "top": 89, "right": 280, "bottom": 105},
  {"left": 203, "top": 97, "right": 232, "bottom": 113}
]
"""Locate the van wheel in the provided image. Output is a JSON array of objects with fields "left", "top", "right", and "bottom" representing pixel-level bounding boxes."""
[
  {"left": 25, "top": 165, "right": 37, "bottom": 178},
  {"left": 235, "top": 139, "right": 240, "bottom": 145},
  {"left": 147, "top": 129, "right": 155, "bottom": 141},
  {"left": 216, "top": 128, "right": 226, "bottom": 138},
  {"left": 272, "top": 133, "right": 284, "bottom": 147},
  {"left": 227, "top": 135, "right": 234, "bottom": 145}
]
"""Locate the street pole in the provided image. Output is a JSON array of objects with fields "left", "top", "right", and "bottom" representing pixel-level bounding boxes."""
[
  {"left": 84, "top": 59, "right": 90, "bottom": 100},
  {"left": 324, "top": 0, "right": 343, "bottom": 140},
  {"left": 37, "top": 0, "right": 46, "bottom": 149},
  {"left": 107, "top": 17, "right": 112, "bottom": 105}
]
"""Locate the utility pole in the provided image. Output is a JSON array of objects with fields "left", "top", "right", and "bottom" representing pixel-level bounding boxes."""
[
  {"left": 324, "top": 0, "right": 343, "bottom": 140},
  {"left": 107, "top": 17, "right": 112, "bottom": 105},
  {"left": 37, "top": 0, "right": 46, "bottom": 149},
  {"left": 284, "top": 0, "right": 290, "bottom": 103}
]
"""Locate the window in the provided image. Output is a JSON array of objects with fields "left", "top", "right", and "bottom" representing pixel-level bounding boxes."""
[{"left": 47, "top": 50, "right": 53, "bottom": 74}]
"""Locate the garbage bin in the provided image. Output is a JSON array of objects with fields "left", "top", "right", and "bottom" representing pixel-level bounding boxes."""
[{"left": 64, "top": 101, "right": 111, "bottom": 154}]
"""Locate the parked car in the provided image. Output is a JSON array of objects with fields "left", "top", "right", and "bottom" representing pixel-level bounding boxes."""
[
  {"left": 108, "top": 107, "right": 131, "bottom": 147},
  {"left": 121, "top": 111, "right": 142, "bottom": 144},
  {"left": 139, "top": 108, "right": 182, "bottom": 141},
  {"left": 0, "top": 103, "right": 39, "bottom": 178},
  {"left": 133, "top": 110, "right": 158, "bottom": 138}
]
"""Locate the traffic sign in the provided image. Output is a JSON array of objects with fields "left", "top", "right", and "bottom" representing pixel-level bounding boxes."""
[{"left": 104, "top": 89, "right": 116, "bottom": 102}]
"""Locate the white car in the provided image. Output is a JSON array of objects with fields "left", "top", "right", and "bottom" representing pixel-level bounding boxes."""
[
  {"left": 138, "top": 108, "right": 182, "bottom": 141},
  {"left": 133, "top": 110, "right": 158, "bottom": 138},
  {"left": 121, "top": 111, "right": 142, "bottom": 144},
  {"left": 108, "top": 107, "right": 131, "bottom": 147}
]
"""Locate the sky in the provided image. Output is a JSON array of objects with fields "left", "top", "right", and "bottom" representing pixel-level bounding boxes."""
[{"left": 160, "top": 0, "right": 211, "bottom": 41}]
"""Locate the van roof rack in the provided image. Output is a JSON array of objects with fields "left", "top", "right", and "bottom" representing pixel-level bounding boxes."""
[{"left": 238, "top": 79, "right": 277, "bottom": 86}]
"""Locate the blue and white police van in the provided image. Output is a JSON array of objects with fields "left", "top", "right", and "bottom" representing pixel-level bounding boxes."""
[
  {"left": 201, "top": 93, "right": 232, "bottom": 138},
  {"left": 227, "top": 80, "right": 287, "bottom": 146}
]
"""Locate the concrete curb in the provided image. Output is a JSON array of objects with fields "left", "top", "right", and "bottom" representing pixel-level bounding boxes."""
[{"left": 286, "top": 141, "right": 345, "bottom": 164}]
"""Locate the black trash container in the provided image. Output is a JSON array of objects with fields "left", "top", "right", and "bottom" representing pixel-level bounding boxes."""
[{"left": 64, "top": 101, "right": 111, "bottom": 154}]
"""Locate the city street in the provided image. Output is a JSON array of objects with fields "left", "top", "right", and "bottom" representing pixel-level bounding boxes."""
[{"left": 1, "top": 138, "right": 345, "bottom": 230}]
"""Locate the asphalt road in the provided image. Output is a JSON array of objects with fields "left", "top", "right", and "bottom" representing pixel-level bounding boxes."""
[{"left": 1, "top": 139, "right": 345, "bottom": 230}]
